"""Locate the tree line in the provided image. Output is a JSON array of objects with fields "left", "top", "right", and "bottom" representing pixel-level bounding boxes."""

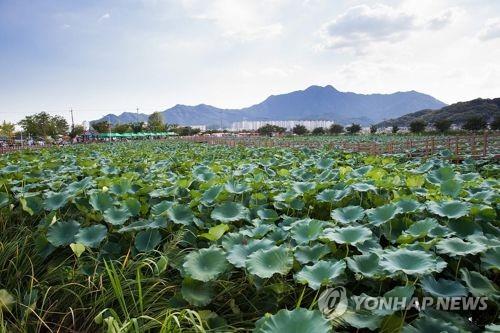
[{"left": 257, "top": 115, "right": 500, "bottom": 136}]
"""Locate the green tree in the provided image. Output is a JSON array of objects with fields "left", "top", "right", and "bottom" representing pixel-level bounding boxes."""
[
  {"left": 92, "top": 121, "right": 111, "bottom": 133},
  {"left": 462, "top": 116, "right": 487, "bottom": 131},
  {"left": 491, "top": 116, "right": 500, "bottom": 130},
  {"left": 148, "top": 112, "right": 164, "bottom": 132},
  {"left": 0, "top": 121, "right": 15, "bottom": 138},
  {"left": 311, "top": 127, "right": 325, "bottom": 135},
  {"left": 114, "top": 124, "right": 131, "bottom": 134},
  {"left": 174, "top": 126, "right": 201, "bottom": 136},
  {"left": 434, "top": 119, "right": 452, "bottom": 133},
  {"left": 292, "top": 124, "right": 308, "bottom": 135},
  {"left": 257, "top": 124, "right": 286, "bottom": 136},
  {"left": 346, "top": 123, "right": 362, "bottom": 134},
  {"left": 370, "top": 125, "right": 377, "bottom": 134},
  {"left": 131, "top": 122, "right": 144, "bottom": 133},
  {"left": 391, "top": 125, "right": 399, "bottom": 134},
  {"left": 18, "top": 112, "right": 69, "bottom": 138},
  {"left": 69, "top": 125, "right": 85, "bottom": 138},
  {"left": 328, "top": 124, "right": 344, "bottom": 135},
  {"left": 409, "top": 120, "right": 426, "bottom": 133}
]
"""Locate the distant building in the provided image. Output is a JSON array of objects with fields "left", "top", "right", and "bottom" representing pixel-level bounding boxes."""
[
  {"left": 230, "top": 120, "right": 335, "bottom": 132},
  {"left": 190, "top": 125, "right": 207, "bottom": 131}
]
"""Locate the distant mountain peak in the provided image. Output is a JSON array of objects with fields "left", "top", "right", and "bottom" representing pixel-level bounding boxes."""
[{"left": 92, "top": 84, "right": 447, "bottom": 128}]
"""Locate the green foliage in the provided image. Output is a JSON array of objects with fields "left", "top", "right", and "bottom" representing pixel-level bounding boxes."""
[
  {"left": 292, "top": 124, "right": 308, "bottom": 135},
  {"left": 18, "top": 111, "right": 69, "bottom": 138},
  {"left": 370, "top": 125, "right": 377, "bottom": 134},
  {"left": 69, "top": 124, "right": 85, "bottom": 138},
  {"left": 312, "top": 127, "right": 325, "bottom": 135},
  {"left": 148, "top": 112, "right": 164, "bottom": 132},
  {"left": 346, "top": 123, "right": 361, "bottom": 134},
  {"left": 0, "top": 141, "right": 498, "bottom": 332},
  {"left": 328, "top": 123, "right": 344, "bottom": 135},
  {"left": 434, "top": 119, "right": 452, "bottom": 133},
  {"left": 258, "top": 124, "right": 286, "bottom": 136},
  {"left": 409, "top": 120, "right": 426, "bottom": 133},
  {"left": 0, "top": 121, "right": 15, "bottom": 138},
  {"left": 462, "top": 116, "right": 487, "bottom": 131},
  {"left": 92, "top": 121, "right": 111, "bottom": 133}
]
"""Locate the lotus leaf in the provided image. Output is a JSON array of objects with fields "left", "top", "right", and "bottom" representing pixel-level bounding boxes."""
[
  {"left": 167, "top": 204, "right": 194, "bottom": 225},
  {"left": 435, "top": 237, "right": 486, "bottom": 257},
  {"left": 47, "top": 220, "right": 80, "bottom": 247},
  {"left": 420, "top": 276, "right": 467, "bottom": 297},
  {"left": 211, "top": 202, "right": 250, "bottom": 223},
  {"left": 135, "top": 229, "right": 162, "bottom": 252},
  {"left": 427, "top": 200, "right": 470, "bottom": 219},
  {"left": 324, "top": 226, "right": 372, "bottom": 245},
  {"left": 380, "top": 248, "right": 446, "bottom": 275},
  {"left": 183, "top": 246, "right": 229, "bottom": 281},
  {"left": 75, "top": 224, "right": 107, "bottom": 248},
  {"left": 181, "top": 278, "right": 214, "bottom": 306},
  {"left": 246, "top": 245, "right": 293, "bottom": 278},
  {"left": 295, "top": 260, "right": 346, "bottom": 290},
  {"left": 294, "top": 244, "right": 331, "bottom": 264},
  {"left": 254, "top": 308, "right": 330, "bottom": 333},
  {"left": 331, "top": 206, "right": 365, "bottom": 224},
  {"left": 367, "top": 203, "right": 401, "bottom": 226}
]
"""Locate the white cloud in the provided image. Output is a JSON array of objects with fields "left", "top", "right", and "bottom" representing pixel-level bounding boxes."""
[
  {"left": 478, "top": 18, "right": 500, "bottom": 41},
  {"left": 426, "top": 7, "right": 463, "bottom": 30},
  {"left": 320, "top": 4, "right": 416, "bottom": 50},
  {"left": 181, "top": 0, "right": 284, "bottom": 41},
  {"left": 99, "top": 13, "right": 111, "bottom": 21}
]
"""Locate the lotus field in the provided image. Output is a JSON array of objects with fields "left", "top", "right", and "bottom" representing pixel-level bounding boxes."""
[{"left": 0, "top": 141, "right": 499, "bottom": 332}]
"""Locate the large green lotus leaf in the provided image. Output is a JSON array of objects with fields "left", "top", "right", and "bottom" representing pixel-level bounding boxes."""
[
  {"left": 482, "top": 248, "right": 500, "bottom": 270},
  {"left": 420, "top": 276, "right": 467, "bottom": 297},
  {"left": 254, "top": 308, "right": 330, "bottom": 333},
  {"left": 485, "top": 324, "right": 500, "bottom": 333},
  {"left": 221, "top": 232, "right": 246, "bottom": 250},
  {"left": 340, "top": 310, "right": 383, "bottom": 330},
  {"left": 466, "top": 190, "right": 497, "bottom": 205},
  {"left": 151, "top": 201, "right": 174, "bottom": 216},
  {"left": 193, "top": 165, "right": 215, "bottom": 182},
  {"left": 200, "top": 224, "right": 229, "bottom": 242},
  {"left": 89, "top": 192, "right": 113, "bottom": 212},
  {"left": 367, "top": 203, "right": 402, "bottom": 226},
  {"left": 350, "top": 182, "right": 377, "bottom": 192},
  {"left": 183, "top": 246, "right": 229, "bottom": 282},
  {"left": 295, "top": 260, "right": 346, "bottom": 290},
  {"left": 374, "top": 285, "right": 415, "bottom": 316},
  {"left": 110, "top": 179, "right": 133, "bottom": 195},
  {"left": 201, "top": 185, "right": 223, "bottom": 205},
  {"left": 292, "top": 182, "right": 316, "bottom": 195},
  {"left": 211, "top": 202, "right": 250, "bottom": 223},
  {"left": 291, "top": 219, "right": 325, "bottom": 244},
  {"left": 246, "top": 245, "right": 293, "bottom": 278},
  {"left": 75, "top": 224, "right": 107, "bottom": 248},
  {"left": 257, "top": 208, "right": 279, "bottom": 222},
  {"left": 395, "top": 199, "right": 422, "bottom": 213},
  {"left": 135, "top": 229, "right": 162, "bottom": 252},
  {"left": 316, "top": 158, "right": 334, "bottom": 170},
  {"left": 404, "top": 218, "right": 438, "bottom": 238},
  {"left": 0, "top": 192, "right": 9, "bottom": 208},
  {"left": 181, "top": 277, "right": 214, "bottom": 307},
  {"left": 427, "top": 200, "right": 470, "bottom": 219},
  {"left": 324, "top": 226, "right": 372, "bottom": 246},
  {"left": 167, "top": 204, "right": 194, "bottom": 225},
  {"left": 346, "top": 253, "right": 381, "bottom": 277},
  {"left": 403, "top": 316, "right": 462, "bottom": 333},
  {"left": 470, "top": 204, "right": 497, "bottom": 221},
  {"left": 225, "top": 181, "right": 251, "bottom": 194},
  {"left": 294, "top": 244, "right": 331, "bottom": 264},
  {"left": 350, "top": 165, "right": 372, "bottom": 178},
  {"left": 331, "top": 206, "right": 365, "bottom": 224},
  {"left": 460, "top": 268, "right": 498, "bottom": 297},
  {"left": 426, "top": 166, "right": 455, "bottom": 184},
  {"left": 380, "top": 248, "right": 446, "bottom": 275},
  {"left": 227, "top": 239, "right": 275, "bottom": 268},
  {"left": 440, "top": 179, "right": 462, "bottom": 198},
  {"left": 317, "top": 188, "right": 351, "bottom": 203},
  {"left": 20, "top": 195, "right": 43, "bottom": 215},
  {"left": 44, "top": 191, "right": 70, "bottom": 211},
  {"left": 123, "top": 198, "right": 141, "bottom": 216},
  {"left": 435, "top": 237, "right": 486, "bottom": 257},
  {"left": 47, "top": 220, "right": 80, "bottom": 247},
  {"left": 103, "top": 206, "right": 132, "bottom": 226},
  {"left": 66, "top": 177, "right": 93, "bottom": 194},
  {"left": 428, "top": 225, "right": 453, "bottom": 238}
]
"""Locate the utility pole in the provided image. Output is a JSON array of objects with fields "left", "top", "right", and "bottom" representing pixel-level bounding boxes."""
[
  {"left": 136, "top": 107, "right": 139, "bottom": 123},
  {"left": 70, "top": 109, "right": 75, "bottom": 132}
]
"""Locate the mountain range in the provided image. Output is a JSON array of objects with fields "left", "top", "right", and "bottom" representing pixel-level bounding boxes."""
[
  {"left": 92, "top": 85, "right": 447, "bottom": 127},
  {"left": 376, "top": 98, "right": 500, "bottom": 127}
]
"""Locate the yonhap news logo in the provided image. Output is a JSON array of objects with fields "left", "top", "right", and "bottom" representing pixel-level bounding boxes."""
[{"left": 318, "top": 287, "right": 488, "bottom": 319}]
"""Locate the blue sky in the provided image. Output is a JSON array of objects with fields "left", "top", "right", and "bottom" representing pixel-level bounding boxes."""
[{"left": 1, "top": 0, "right": 500, "bottom": 124}]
